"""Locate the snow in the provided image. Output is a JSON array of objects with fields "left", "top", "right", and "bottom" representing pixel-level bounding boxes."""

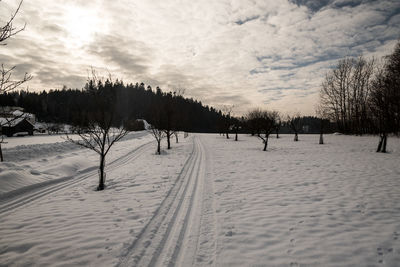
[
  {"left": 0, "top": 133, "right": 400, "bottom": 266},
  {"left": 0, "top": 131, "right": 149, "bottom": 194}
]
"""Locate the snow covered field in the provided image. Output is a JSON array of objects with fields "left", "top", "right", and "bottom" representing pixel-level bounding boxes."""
[{"left": 0, "top": 133, "right": 400, "bottom": 266}]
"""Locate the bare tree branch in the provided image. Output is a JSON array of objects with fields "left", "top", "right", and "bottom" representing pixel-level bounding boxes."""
[
  {"left": 0, "top": 0, "right": 25, "bottom": 45},
  {"left": 0, "top": 64, "right": 32, "bottom": 94}
]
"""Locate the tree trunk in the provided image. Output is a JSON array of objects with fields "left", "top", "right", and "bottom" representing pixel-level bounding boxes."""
[
  {"left": 235, "top": 131, "right": 238, "bottom": 141},
  {"left": 175, "top": 133, "right": 179, "bottom": 143},
  {"left": 382, "top": 133, "right": 387, "bottom": 153},
  {"left": 294, "top": 132, "right": 298, "bottom": 141},
  {"left": 167, "top": 132, "right": 171, "bottom": 149},
  {"left": 319, "top": 120, "right": 324, "bottom": 144},
  {"left": 0, "top": 144, "right": 3, "bottom": 162},
  {"left": 226, "top": 132, "right": 229, "bottom": 139},
  {"left": 276, "top": 130, "right": 279, "bottom": 139},
  {"left": 377, "top": 135, "right": 383, "bottom": 152},
  {"left": 98, "top": 154, "right": 105, "bottom": 191},
  {"left": 263, "top": 134, "right": 269, "bottom": 151},
  {"left": 157, "top": 140, "right": 161, "bottom": 154}
]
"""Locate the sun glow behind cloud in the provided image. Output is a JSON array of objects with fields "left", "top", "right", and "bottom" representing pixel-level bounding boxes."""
[{"left": 62, "top": 5, "right": 107, "bottom": 49}]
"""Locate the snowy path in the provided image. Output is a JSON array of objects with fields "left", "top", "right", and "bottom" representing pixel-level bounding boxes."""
[
  {"left": 0, "top": 140, "right": 154, "bottom": 215},
  {"left": 118, "top": 135, "right": 216, "bottom": 267}
]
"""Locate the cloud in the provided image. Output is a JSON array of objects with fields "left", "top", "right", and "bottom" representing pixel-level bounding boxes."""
[
  {"left": 235, "top": 15, "right": 260, "bottom": 25},
  {"left": 0, "top": 0, "right": 399, "bottom": 115},
  {"left": 87, "top": 34, "right": 152, "bottom": 76}
]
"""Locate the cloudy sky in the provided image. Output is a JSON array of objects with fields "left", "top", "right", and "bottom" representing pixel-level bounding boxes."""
[{"left": 1, "top": 0, "right": 399, "bottom": 115}]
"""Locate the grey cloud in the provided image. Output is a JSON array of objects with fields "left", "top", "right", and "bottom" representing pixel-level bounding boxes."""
[
  {"left": 207, "top": 93, "right": 252, "bottom": 106},
  {"left": 41, "top": 24, "right": 67, "bottom": 35},
  {"left": 289, "top": 0, "right": 333, "bottom": 12},
  {"left": 88, "top": 35, "right": 152, "bottom": 75},
  {"left": 289, "top": 0, "right": 379, "bottom": 12},
  {"left": 151, "top": 64, "right": 252, "bottom": 108},
  {"left": 36, "top": 67, "right": 86, "bottom": 89},
  {"left": 263, "top": 90, "right": 284, "bottom": 104},
  {"left": 235, "top": 15, "right": 260, "bottom": 25}
]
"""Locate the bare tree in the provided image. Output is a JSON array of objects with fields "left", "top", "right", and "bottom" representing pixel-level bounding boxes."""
[
  {"left": 0, "top": 0, "right": 32, "bottom": 95},
  {"left": 172, "top": 89, "right": 185, "bottom": 144},
  {"left": 274, "top": 112, "right": 282, "bottom": 138},
  {"left": 287, "top": 114, "right": 302, "bottom": 141},
  {"left": 0, "top": 0, "right": 31, "bottom": 161},
  {"left": 148, "top": 125, "right": 165, "bottom": 155},
  {"left": 259, "top": 110, "right": 277, "bottom": 151},
  {"left": 1, "top": 0, "right": 26, "bottom": 43},
  {"left": 228, "top": 106, "right": 242, "bottom": 141},
  {"left": 66, "top": 74, "right": 127, "bottom": 190},
  {"left": 319, "top": 56, "right": 374, "bottom": 134},
  {"left": 231, "top": 117, "right": 243, "bottom": 141},
  {"left": 245, "top": 109, "right": 276, "bottom": 151},
  {"left": 316, "top": 105, "right": 329, "bottom": 145},
  {"left": 162, "top": 91, "right": 175, "bottom": 149},
  {"left": 162, "top": 89, "right": 185, "bottom": 148},
  {"left": 147, "top": 93, "right": 166, "bottom": 154},
  {"left": 67, "top": 123, "right": 127, "bottom": 190},
  {"left": 370, "top": 41, "right": 400, "bottom": 152},
  {"left": 220, "top": 105, "right": 233, "bottom": 139},
  {"left": 246, "top": 108, "right": 263, "bottom": 137},
  {"left": 0, "top": 64, "right": 32, "bottom": 94}
]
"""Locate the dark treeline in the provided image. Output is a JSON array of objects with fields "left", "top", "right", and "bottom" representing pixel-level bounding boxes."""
[{"left": 1, "top": 81, "right": 225, "bottom": 133}]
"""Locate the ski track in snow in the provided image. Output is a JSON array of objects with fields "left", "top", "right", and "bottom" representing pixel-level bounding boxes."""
[
  {"left": 118, "top": 135, "right": 216, "bottom": 267},
  {"left": 0, "top": 140, "right": 154, "bottom": 215}
]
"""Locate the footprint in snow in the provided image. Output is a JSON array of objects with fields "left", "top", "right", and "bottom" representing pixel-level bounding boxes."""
[
  {"left": 225, "top": 231, "right": 234, "bottom": 237},
  {"left": 30, "top": 170, "right": 40, "bottom": 175}
]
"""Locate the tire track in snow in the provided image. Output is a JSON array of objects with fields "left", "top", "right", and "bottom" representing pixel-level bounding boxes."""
[
  {"left": 117, "top": 135, "right": 210, "bottom": 267},
  {"left": 0, "top": 140, "right": 154, "bottom": 215}
]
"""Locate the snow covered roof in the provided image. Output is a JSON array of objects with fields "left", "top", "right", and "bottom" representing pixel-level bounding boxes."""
[
  {"left": 0, "top": 117, "right": 33, "bottom": 127},
  {"left": 12, "top": 110, "right": 35, "bottom": 119}
]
